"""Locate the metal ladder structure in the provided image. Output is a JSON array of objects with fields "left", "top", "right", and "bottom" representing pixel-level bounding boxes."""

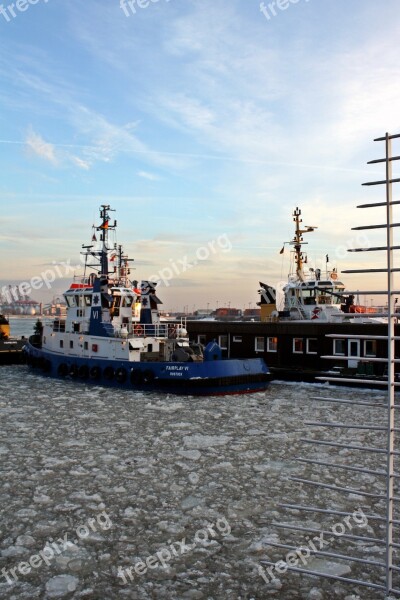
[{"left": 260, "top": 133, "right": 399, "bottom": 598}]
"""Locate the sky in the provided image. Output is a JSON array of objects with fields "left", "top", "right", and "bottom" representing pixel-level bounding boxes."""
[{"left": 1, "top": 0, "right": 400, "bottom": 311}]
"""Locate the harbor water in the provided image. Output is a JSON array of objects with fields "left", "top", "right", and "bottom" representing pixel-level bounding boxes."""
[{"left": 0, "top": 319, "right": 392, "bottom": 599}]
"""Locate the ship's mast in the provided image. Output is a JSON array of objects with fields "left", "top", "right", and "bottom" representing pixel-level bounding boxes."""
[
  {"left": 290, "top": 207, "right": 316, "bottom": 280},
  {"left": 114, "top": 244, "right": 134, "bottom": 287},
  {"left": 97, "top": 205, "right": 116, "bottom": 277}
]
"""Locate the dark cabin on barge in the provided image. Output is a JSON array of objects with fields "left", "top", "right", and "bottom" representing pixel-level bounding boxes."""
[{"left": 186, "top": 320, "right": 396, "bottom": 382}]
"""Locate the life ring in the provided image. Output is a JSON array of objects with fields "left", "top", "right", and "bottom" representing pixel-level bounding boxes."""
[
  {"left": 58, "top": 363, "right": 68, "bottom": 377},
  {"left": 116, "top": 367, "right": 127, "bottom": 383},
  {"left": 103, "top": 366, "right": 115, "bottom": 380},
  {"left": 142, "top": 369, "right": 155, "bottom": 384},
  {"left": 78, "top": 365, "right": 89, "bottom": 379},
  {"left": 134, "top": 324, "right": 144, "bottom": 335},
  {"left": 130, "top": 369, "right": 142, "bottom": 385},
  {"left": 90, "top": 366, "right": 101, "bottom": 380}
]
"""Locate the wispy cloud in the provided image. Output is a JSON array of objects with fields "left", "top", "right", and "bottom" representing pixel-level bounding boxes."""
[
  {"left": 70, "top": 155, "right": 91, "bottom": 170},
  {"left": 137, "top": 170, "right": 160, "bottom": 181},
  {"left": 25, "top": 129, "right": 57, "bottom": 164}
]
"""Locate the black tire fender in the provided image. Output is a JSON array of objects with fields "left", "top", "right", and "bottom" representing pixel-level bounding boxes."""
[
  {"left": 90, "top": 366, "right": 101, "bottom": 380},
  {"left": 116, "top": 367, "right": 127, "bottom": 383},
  {"left": 103, "top": 366, "right": 114, "bottom": 381},
  {"left": 78, "top": 365, "right": 89, "bottom": 379},
  {"left": 130, "top": 369, "right": 142, "bottom": 385},
  {"left": 142, "top": 369, "right": 154, "bottom": 384},
  {"left": 58, "top": 363, "right": 68, "bottom": 377}
]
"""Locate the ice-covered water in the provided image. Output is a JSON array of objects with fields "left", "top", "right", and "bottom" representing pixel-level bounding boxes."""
[{"left": 0, "top": 319, "right": 396, "bottom": 598}]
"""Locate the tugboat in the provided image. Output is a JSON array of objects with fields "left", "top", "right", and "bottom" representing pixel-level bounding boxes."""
[
  {"left": 0, "top": 314, "right": 26, "bottom": 364},
  {"left": 186, "top": 206, "right": 391, "bottom": 384},
  {"left": 24, "top": 205, "right": 270, "bottom": 395},
  {"left": 258, "top": 207, "right": 379, "bottom": 322}
]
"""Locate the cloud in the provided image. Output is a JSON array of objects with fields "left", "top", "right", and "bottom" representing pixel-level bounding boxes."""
[
  {"left": 137, "top": 170, "right": 160, "bottom": 181},
  {"left": 25, "top": 129, "right": 57, "bottom": 164},
  {"left": 70, "top": 155, "right": 91, "bottom": 170}
]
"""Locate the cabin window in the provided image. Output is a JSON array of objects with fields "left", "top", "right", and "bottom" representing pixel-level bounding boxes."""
[
  {"left": 303, "top": 290, "right": 316, "bottom": 305},
  {"left": 219, "top": 335, "right": 228, "bottom": 350},
  {"left": 69, "top": 340, "right": 73, "bottom": 349},
  {"left": 84, "top": 342, "right": 88, "bottom": 350},
  {"left": 267, "top": 337, "right": 278, "bottom": 352},
  {"left": 333, "top": 339, "right": 346, "bottom": 355},
  {"left": 84, "top": 295, "right": 92, "bottom": 306},
  {"left": 197, "top": 335, "right": 207, "bottom": 345},
  {"left": 147, "top": 344, "right": 153, "bottom": 352},
  {"left": 60, "top": 340, "right": 64, "bottom": 348},
  {"left": 123, "top": 296, "right": 134, "bottom": 307},
  {"left": 364, "top": 340, "right": 377, "bottom": 357},
  {"left": 293, "top": 338, "right": 304, "bottom": 353},
  {"left": 255, "top": 337, "right": 265, "bottom": 352},
  {"left": 233, "top": 336, "right": 242, "bottom": 343},
  {"left": 65, "top": 295, "right": 75, "bottom": 307},
  {"left": 306, "top": 338, "right": 318, "bottom": 354}
]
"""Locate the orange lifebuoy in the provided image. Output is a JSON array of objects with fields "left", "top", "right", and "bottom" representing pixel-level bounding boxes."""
[{"left": 134, "top": 324, "right": 144, "bottom": 335}]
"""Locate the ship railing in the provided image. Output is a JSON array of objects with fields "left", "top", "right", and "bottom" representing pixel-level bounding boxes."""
[
  {"left": 261, "top": 316, "right": 279, "bottom": 323},
  {"left": 287, "top": 269, "right": 337, "bottom": 283},
  {"left": 130, "top": 323, "right": 177, "bottom": 339},
  {"left": 272, "top": 133, "right": 399, "bottom": 598}
]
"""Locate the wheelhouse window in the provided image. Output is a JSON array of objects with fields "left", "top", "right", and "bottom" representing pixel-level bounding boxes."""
[
  {"left": 84, "top": 295, "right": 92, "bottom": 306},
  {"left": 333, "top": 339, "right": 346, "bottom": 355},
  {"left": 293, "top": 338, "right": 304, "bottom": 353},
  {"left": 77, "top": 294, "right": 86, "bottom": 308},
  {"left": 267, "top": 337, "right": 278, "bottom": 352},
  {"left": 65, "top": 295, "right": 76, "bottom": 307},
  {"left": 255, "top": 337, "right": 265, "bottom": 352},
  {"left": 364, "top": 339, "right": 377, "bottom": 357},
  {"left": 122, "top": 295, "right": 134, "bottom": 307},
  {"left": 306, "top": 338, "right": 318, "bottom": 354}
]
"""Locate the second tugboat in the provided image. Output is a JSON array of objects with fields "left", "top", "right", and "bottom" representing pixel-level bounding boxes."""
[{"left": 24, "top": 205, "right": 270, "bottom": 395}]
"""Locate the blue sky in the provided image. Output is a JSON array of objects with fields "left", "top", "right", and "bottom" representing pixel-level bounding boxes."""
[{"left": 1, "top": 0, "right": 400, "bottom": 310}]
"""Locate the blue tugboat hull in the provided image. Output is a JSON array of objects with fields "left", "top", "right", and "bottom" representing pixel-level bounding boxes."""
[{"left": 24, "top": 342, "right": 271, "bottom": 396}]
